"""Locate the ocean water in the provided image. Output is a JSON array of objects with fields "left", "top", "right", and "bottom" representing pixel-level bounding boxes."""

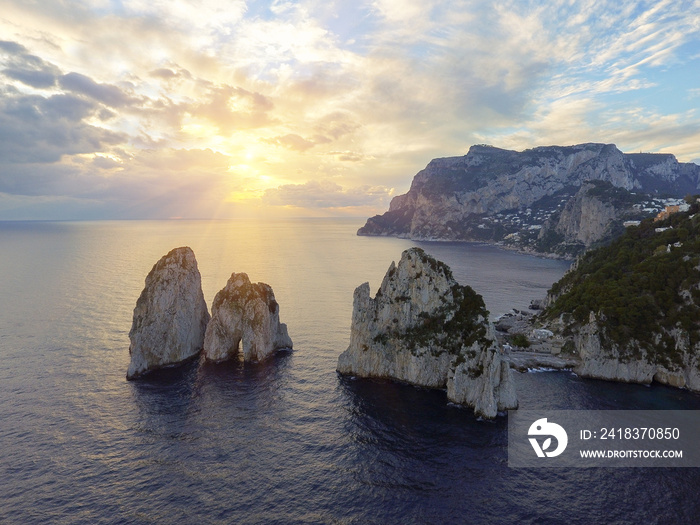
[{"left": 1, "top": 218, "right": 699, "bottom": 524}]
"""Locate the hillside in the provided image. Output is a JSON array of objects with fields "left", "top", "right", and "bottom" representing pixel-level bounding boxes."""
[{"left": 541, "top": 198, "right": 700, "bottom": 389}]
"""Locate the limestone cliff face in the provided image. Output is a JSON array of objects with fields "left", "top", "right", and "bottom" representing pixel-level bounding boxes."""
[
  {"left": 359, "top": 143, "right": 700, "bottom": 251},
  {"left": 537, "top": 181, "right": 638, "bottom": 255},
  {"left": 553, "top": 184, "right": 617, "bottom": 246},
  {"left": 203, "top": 273, "right": 292, "bottom": 363},
  {"left": 571, "top": 313, "right": 700, "bottom": 392},
  {"left": 446, "top": 321, "right": 517, "bottom": 418},
  {"left": 127, "top": 247, "right": 210, "bottom": 380},
  {"left": 336, "top": 247, "right": 517, "bottom": 418}
]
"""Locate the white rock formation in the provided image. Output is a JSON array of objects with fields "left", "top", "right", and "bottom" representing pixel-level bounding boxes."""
[
  {"left": 551, "top": 183, "right": 619, "bottom": 247},
  {"left": 337, "top": 247, "right": 517, "bottom": 418},
  {"left": 203, "top": 273, "right": 293, "bottom": 363},
  {"left": 127, "top": 247, "right": 210, "bottom": 380}
]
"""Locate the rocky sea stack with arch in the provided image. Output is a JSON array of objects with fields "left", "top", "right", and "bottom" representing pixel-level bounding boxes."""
[
  {"left": 127, "top": 247, "right": 292, "bottom": 380},
  {"left": 203, "top": 272, "right": 293, "bottom": 363}
]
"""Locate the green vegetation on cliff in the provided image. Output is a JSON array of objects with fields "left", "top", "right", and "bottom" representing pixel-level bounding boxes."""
[{"left": 545, "top": 198, "right": 700, "bottom": 367}]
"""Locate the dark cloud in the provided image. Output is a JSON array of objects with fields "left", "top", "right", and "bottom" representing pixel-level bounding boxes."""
[
  {"left": 91, "top": 156, "right": 121, "bottom": 170},
  {"left": 59, "top": 72, "right": 138, "bottom": 108},
  {"left": 4, "top": 67, "right": 57, "bottom": 88},
  {"left": 263, "top": 180, "right": 392, "bottom": 208},
  {"left": 149, "top": 67, "right": 191, "bottom": 80},
  {"left": 150, "top": 68, "right": 178, "bottom": 79},
  {"left": 0, "top": 41, "right": 26, "bottom": 54},
  {"left": 0, "top": 92, "right": 125, "bottom": 165},
  {"left": 1, "top": 40, "right": 138, "bottom": 108},
  {"left": 0, "top": 39, "right": 61, "bottom": 89},
  {"left": 0, "top": 41, "right": 140, "bottom": 173}
]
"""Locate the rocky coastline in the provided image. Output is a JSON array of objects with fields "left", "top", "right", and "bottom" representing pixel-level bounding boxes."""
[
  {"left": 127, "top": 227, "right": 700, "bottom": 408},
  {"left": 508, "top": 203, "right": 700, "bottom": 393}
]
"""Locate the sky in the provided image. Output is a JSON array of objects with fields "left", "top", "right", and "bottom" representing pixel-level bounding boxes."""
[{"left": 1, "top": 0, "right": 699, "bottom": 220}]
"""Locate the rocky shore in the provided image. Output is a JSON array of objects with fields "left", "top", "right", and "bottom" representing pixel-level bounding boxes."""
[{"left": 493, "top": 308, "right": 581, "bottom": 372}]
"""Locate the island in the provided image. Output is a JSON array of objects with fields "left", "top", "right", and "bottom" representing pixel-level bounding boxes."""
[{"left": 359, "top": 143, "right": 700, "bottom": 257}]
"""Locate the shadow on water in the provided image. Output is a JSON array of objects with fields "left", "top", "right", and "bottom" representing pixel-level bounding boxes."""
[
  {"left": 128, "top": 350, "right": 294, "bottom": 437},
  {"left": 194, "top": 349, "right": 293, "bottom": 407},
  {"left": 335, "top": 372, "right": 700, "bottom": 525},
  {"left": 129, "top": 360, "right": 199, "bottom": 406},
  {"left": 127, "top": 359, "right": 202, "bottom": 446},
  {"left": 336, "top": 374, "right": 508, "bottom": 463},
  {"left": 515, "top": 369, "right": 700, "bottom": 411}
]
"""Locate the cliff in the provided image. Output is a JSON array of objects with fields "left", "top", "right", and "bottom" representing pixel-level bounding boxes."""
[
  {"left": 336, "top": 247, "right": 517, "bottom": 418},
  {"left": 541, "top": 201, "right": 700, "bottom": 391},
  {"left": 536, "top": 181, "right": 645, "bottom": 257},
  {"left": 203, "top": 273, "right": 293, "bottom": 362},
  {"left": 359, "top": 143, "right": 700, "bottom": 255},
  {"left": 127, "top": 247, "right": 210, "bottom": 380}
]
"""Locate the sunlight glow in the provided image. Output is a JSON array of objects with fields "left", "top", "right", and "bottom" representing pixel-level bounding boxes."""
[{"left": 0, "top": 0, "right": 698, "bottom": 220}]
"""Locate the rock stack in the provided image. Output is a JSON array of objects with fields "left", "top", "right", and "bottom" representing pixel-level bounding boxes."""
[
  {"left": 337, "top": 247, "right": 517, "bottom": 418},
  {"left": 203, "top": 272, "right": 293, "bottom": 363},
  {"left": 127, "top": 247, "right": 210, "bottom": 380},
  {"left": 127, "top": 249, "right": 292, "bottom": 379}
]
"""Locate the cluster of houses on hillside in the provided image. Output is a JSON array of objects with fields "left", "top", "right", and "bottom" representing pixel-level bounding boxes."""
[
  {"left": 485, "top": 196, "right": 571, "bottom": 233},
  {"left": 623, "top": 197, "right": 691, "bottom": 228}
]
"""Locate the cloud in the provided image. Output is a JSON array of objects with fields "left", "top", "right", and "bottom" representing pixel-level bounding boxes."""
[
  {"left": 0, "top": 39, "right": 61, "bottom": 88},
  {"left": 58, "top": 72, "right": 139, "bottom": 108},
  {"left": 149, "top": 67, "right": 190, "bottom": 79},
  {"left": 262, "top": 133, "right": 316, "bottom": 151},
  {"left": 4, "top": 66, "right": 58, "bottom": 88},
  {"left": 193, "top": 84, "right": 276, "bottom": 133},
  {"left": 0, "top": 146, "right": 238, "bottom": 220},
  {"left": 0, "top": 92, "right": 125, "bottom": 165},
  {"left": 263, "top": 180, "right": 393, "bottom": 209},
  {"left": 91, "top": 155, "right": 121, "bottom": 170},
  {"left": 329, "top": 151, "right": 365, "bottom": 162}
]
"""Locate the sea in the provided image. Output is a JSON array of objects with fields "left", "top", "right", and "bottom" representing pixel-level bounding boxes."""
[{"left": 1, "top": 218, "right": 699, "bottom": 524}]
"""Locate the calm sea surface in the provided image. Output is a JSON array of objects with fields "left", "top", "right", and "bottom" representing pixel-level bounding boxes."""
[{"left": 1, "top": 219, "right": 699, "bottom": 524}]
